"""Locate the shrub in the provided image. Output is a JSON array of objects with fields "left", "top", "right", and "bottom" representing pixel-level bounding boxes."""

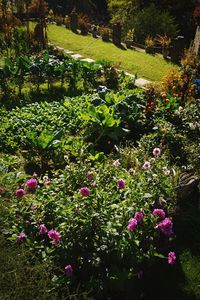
[{"left": 133, "top": 4, "right": 179, "bottom": 43}]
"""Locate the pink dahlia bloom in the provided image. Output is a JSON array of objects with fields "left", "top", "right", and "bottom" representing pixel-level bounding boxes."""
[
  {"left": 86, "top": 171, "right": 94, "bottom": 180},
  {"left": 117, "top": 179, "right": 125, "bottom": 189},
  {"left": 113, "top": 159, "right": 121, "bottom": 167},
  {"left": 39, "top": 224, "right": 48, "bottom": 235},
  {"left": 152, "top": 208, "right": 165, "bottom": 220},
  {"left": 168, "top": 251, "right": 176, "bottom": 265},
  {"left": 26, "top": 178, "right": 38, "bottom": 190},
  {"left": 142, "top": 161, "right": 151, "bottom": 169},
  {"left": 16, "top": 232, "right": 27, "bottom": 243},
  {"left": 153, "top": 147, "right": 161, "bottom": 157},
  {"left": 134, "top": 211, "right": 144, "bottom": 222},
  {"left": 15, "top": 188, "right": 26, "bottom": 197},
  {"left": 65, "top": 264, "right": 73, "bottom": 276},
  {"left": 127, "top": 218, "right": 138, "bottom": 231},
  {"left": 155, "top": 217, "right": 173, "bottom": 236},
  {"left": 48, "top": 229, "right": 61, "bottom": 245},
  {"left": 80, "top": 187, "right": 91, "bottom": 197}
]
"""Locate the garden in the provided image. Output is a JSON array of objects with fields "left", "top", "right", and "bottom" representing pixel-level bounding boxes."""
[{"left": 0, "top": 1, "right": 200, "bottom": 299}]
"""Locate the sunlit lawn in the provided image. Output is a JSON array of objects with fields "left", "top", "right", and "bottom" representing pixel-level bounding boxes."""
[{"left": 47, "top": 24, "right": 177, "bottom": 82}]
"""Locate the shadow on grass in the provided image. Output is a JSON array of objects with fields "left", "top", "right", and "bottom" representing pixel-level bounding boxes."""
[{"left": 0, "top": 236, "right": 56, "bottom": 300}]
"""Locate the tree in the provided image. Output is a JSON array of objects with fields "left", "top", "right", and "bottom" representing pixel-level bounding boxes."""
[{"left": 133, "top": 4, "right": 179, "bottom": 43}]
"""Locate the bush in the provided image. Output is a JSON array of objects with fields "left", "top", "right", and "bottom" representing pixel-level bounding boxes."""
[{"left": 133, "top": 4, "right": 179, "bottom": 43}]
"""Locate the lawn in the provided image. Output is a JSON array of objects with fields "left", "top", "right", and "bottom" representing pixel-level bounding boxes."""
[{"left": 47, "top": 24, "right": 177, "bottom": 82}]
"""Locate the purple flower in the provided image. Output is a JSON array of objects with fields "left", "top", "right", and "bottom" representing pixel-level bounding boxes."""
[
  {"left": 16, "top": 232, "right": 27, "bottom": 243},
  {"left": 15, "top": 188, "right": 26, "bottom": 197},
  {"left": 87, "top": 171, "right": 94, "bottom": 180},
  {"left": 127, "top": 218, "right": 138, "bottom": 231},
  {"left": 168, "top": 252, "right": 176, "bottom": 265},
  {"left": 134, "top": 211, "right": 144, "bottom": 222},
  {"left": 117, "top": 179, "right": 125, "bottom": 189},
  {"left": 39, "top": 224, "right": 48, "bottom": 235},
  {"left": 153, "top": 148, "right": 161, "bottom": 157},
  {"left": 142, "top": 161, "right": 151, "bottom": 169},
  {"left": 113, "top": 159, "right": 120, "bottom": 167},
  {"left": 155, "top": 217, "right": 173, "bottom": 236},
  {"left": 153, "top": 209, "right": 165, "bottom": 220},
  {"left": 65, "top": 264, "right": 73, "bottom": 276},
  {"left": 26, "top": 178, "right": 38, "bottom": 190},
  {"left": 48, "top": 229, "right": 61, "bottom": 245},
  {"left": 80, "top": 187, "right": 91, "bottom": 197}
]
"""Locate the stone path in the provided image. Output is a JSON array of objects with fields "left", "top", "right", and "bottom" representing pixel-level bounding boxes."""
[{"left": 49, "top": 43, "right": 151, "bottom": 88}]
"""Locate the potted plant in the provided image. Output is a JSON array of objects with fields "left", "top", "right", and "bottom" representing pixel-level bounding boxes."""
[
  {"left": 101, "top": 27, "right": 111, "bottom": 42},
  {"left": 145, "top": 35, "right": 155, "bottom": 54},
  {"left": 156, "top": 34, "right": 171, "bottom": 59},
  {"left": 125, "top": 29, "right": 134, "bottom": 49},
  {"left": 64, "top": 15, "right": 70, "bottom": 28},
  {"left": 78, "top": 15, "right": 89, "bottom": 35}
]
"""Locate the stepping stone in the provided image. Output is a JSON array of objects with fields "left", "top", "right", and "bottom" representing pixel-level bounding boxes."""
[
  {"left": 64, "top": 50, "right": 74, "bottom": 54},
  {"left": 124, "top": 71, "right": 135, "bottom": 79},
  {"left": 81, "top": 58, "right": 95, "bottom": 63},
  {"left": 71, "top": 54, "right": 83, "bottom": 59},
  {"left": 135, "top": 78, "right": 151, "bottom": 87},
  {"left": 57, "top": 46, "right": 64, "bottom": 51}
]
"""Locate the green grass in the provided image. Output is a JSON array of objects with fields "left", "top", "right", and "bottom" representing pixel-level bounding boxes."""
[
  {"left": 0, "top": 236, "right": 56, "bottom": 300},
  {"left": 47, "top": 24, "right": 177, "bottom": 82}
]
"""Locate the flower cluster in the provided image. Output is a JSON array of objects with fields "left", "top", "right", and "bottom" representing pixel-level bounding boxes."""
[
  {"left": 127, "top": 211, "right": 144, "bottom": 231},
  {"left": 153, "top": 208, "right": 165, "bottom": 220},
  {"left": 39, "top": 224, "right": 48, "bottom": 234},
  {"left": 117, "top": 179, "right": 125, "bottom": 189},
  {"left": 80, "top": 187, "right": 91, "bottom": 197},
  {"left": 65, "top": 264, "right": 73, "bottom": 276},
  {"left": 15, "top": 177, "right": 38, "bottom": 198},
  {"left": 168, "top": 251, "right": 176, "bottom": 265},
  {"left": 26, "top": 178, "right": 38, "bottom": 190},
  {"left": 155, "top": 217, "right": 173, "bottom": 236},
  {"left": 48, "top": 229, "right": 61, "bottom": 245},
  {"left": 16, "top": 232, "right": 27, "bottom": 243}
]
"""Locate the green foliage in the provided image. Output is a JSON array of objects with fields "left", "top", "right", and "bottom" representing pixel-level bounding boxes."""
[
  {"left": 1, "top": 150, "right": 177, "bottom": 298},
  {"left": 133, "top": 4, "right": 179, "bottom": 43}
]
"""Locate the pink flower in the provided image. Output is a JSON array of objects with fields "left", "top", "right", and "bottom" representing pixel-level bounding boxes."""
[
  {"left": 113, "top": 159, "right": 120, "bottom": 167},
  {"left": 168, "top": 252, "right": 176, "bottom": 265},
  {"left": 153, "top": 209, "right": 165, "bottom": 220},
  {"left": 26, "top": 178, "right": 38, "bottom": 190},
  {"left": 15, "top": 188, "right": 26, "bottom": 197},
  {"left": 16, "top": 232, "right": 27, "bottom": 243},
  {"left": 127, "top": 218, "right": 138, "bottom": 231},
  {"left": 134, "top": 211, "right": 144, "bottom": 222},
  {"left": 39, "top": 224, "right": 48, "bottom": 234},
  {"left": 87, "top": 171, "right": 94, "bottom": 180},
  {"left": 65, "top": 264, "right": 73, "bottom": 276},
  {"left": 142, "top": 161, "right": 151, "bottom": 169},
  {"left": 155, "top": 217, "right": 173, "bottom": 236},
  {"left": 80, "top": 187, "right": 91, "bottom": 197},
  {"left": 117, "top": 179, "right": 125, "bottom": 189},
  {"left": 48, "top": 229, "right": 61, "bottom": 245},
  {"left": 153, "top": 148, "right": 161, "bottom": 157}
]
